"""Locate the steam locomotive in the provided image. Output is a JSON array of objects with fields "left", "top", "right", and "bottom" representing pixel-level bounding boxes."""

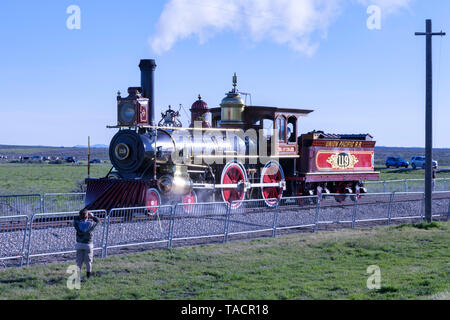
[{"left": 85, "top": 59, "right": 379, "bottom": 211}]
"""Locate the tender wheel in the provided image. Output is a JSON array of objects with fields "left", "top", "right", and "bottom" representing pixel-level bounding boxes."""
[
  {"left": 181, "top": 191, "right": 197, "bottom": 214},
  {"left": 334, "top": 183, "right": 351, "bottom": 203},
  {"left": 145, "top": 188, "right": 161, "bottom": 215},
  {"left": 260, "top": 161, "right": 285, "bottom": 207},
  {"left": 221, "top": 161, "right": 247, "bottom": 209},
  {"left": 316, "top": 185, "right": 330, "bottom": 202}
]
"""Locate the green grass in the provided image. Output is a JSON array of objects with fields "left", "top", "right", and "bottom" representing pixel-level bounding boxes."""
[
  {"left": 378, "top": 168, "right": 450, "bottom": 181},
  {"left": 0, "top": 163, "right": 111, "bottom": 195},
  {"left": 0, "top": 222, "right": 449, "bottom": 300}
]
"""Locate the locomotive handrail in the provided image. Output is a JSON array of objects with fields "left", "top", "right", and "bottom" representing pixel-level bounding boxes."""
[{"left": 107, "top": 125, "right": 242, "bottom": 132}]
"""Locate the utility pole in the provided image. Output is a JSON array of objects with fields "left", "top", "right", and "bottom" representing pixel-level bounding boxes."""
[
  {"left": 88, "top": 136, "right": 91, "bottom": 179},
  {"left": 415, "top": 20, "right": 445, "bottom": 223}
]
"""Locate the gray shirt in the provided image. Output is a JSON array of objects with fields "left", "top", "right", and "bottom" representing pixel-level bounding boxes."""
[{"left": 74, "top": 216, "right": 99, "bottom": 248}]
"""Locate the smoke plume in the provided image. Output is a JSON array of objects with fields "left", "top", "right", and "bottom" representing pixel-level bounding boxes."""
[{"left": 150, "top": 0, "right": 412, "bottom": 55}]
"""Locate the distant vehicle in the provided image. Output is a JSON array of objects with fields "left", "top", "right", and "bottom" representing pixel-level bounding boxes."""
[
  {"left": 65, "top": 156, "right": 77, "bottom": 163},
  {"left": 89, "top": 158, "right": 101, "bottom": 164},
  {"left": 410, "top": 156, "right": 438, "bottom": 170},
  {"left": 31, "top": 155, "right": 42, "bottom": 161},
  {"left": 385, "top": 157, "right": 409, "bottom": 168}
]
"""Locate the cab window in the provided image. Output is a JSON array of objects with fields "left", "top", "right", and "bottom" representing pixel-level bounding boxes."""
[
  {"left": 277, "top": 116, "right": 286, "bottom": 142},
  {"left": 287, "top": 116, "right": 297, "bottom": 143}
]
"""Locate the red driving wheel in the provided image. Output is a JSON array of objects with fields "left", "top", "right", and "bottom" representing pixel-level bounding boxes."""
[
  {"left": 182, "top": 191, "right": 197, "bottom": 214},
  {"left": 261, "top": 161, "right": 284, "bottom": 207},
  {"left": 145, "top": 188, "right": 161, "bottom": 215},
  {"left": 221, "top": 162, "right": 247, "bottom": 209}
]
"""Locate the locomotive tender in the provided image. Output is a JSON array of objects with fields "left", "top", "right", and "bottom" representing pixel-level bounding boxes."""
[{"left": 85, "top": 59, "right": 379, "bottom": 211}]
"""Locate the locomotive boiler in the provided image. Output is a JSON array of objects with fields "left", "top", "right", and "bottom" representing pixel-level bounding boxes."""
[{"left": 85, "top": 59, "right": 379, "bottom": 211}]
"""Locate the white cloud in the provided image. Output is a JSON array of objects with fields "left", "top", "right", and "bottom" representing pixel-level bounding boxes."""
[{"left": 150, "top": 0, "right": 412, "bottom": 55}]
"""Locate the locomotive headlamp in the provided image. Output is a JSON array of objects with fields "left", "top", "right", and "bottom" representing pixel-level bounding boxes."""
[
  {"left": 118, "top": 101, "right": 136, "bottom": 125},
  {"left": 115, "top": 143, "right": 130, "bottom": 161}
]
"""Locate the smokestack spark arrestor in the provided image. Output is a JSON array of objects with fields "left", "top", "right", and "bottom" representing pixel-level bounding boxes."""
[{"left": 139, "top": 59, "right": 157, "bottom": 126}]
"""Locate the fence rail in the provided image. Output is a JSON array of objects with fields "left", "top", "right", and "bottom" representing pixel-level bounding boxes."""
[
  {"left": 365, "top": 178, "right": 450, "bottom": 193},
  {"left": 0, "top": 191, "right": 449, "bottom": 267},
  {"left": 42, "top": 193, "right": 86, "bottom": 214},
  {"left": 0, "top": 215, "right": 29, "bottom": 266},
  {"left": 0, "top": 194, "right": 41, "bottom": 217}
]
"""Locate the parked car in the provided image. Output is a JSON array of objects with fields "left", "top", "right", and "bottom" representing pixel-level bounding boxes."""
[
  {"left": 65, "top": 156, "right": 78, "bottom": 163},
  {"left": 410, "top": 156, "right": 438, "bottom": 169},
  {"left": 89, "top": 158, "right": 101, "bottom": 164},
  {"left": 385, "top": 157, "right": 409, "bottom": 168}
]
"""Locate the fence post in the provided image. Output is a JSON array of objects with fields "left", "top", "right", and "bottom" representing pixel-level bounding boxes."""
[
  {"left": 223, "top": 203, "right": 231, "bottom": 243},
  {"left": 404, "top": 180, "right": 408, "bottom": 193},
  {"left": 420, "top": 193, "right": 426, "bottom": 222},
  {"left": 351, "top": 196, "right": 358, "bottom": 229},
  {"left": 314, "top": 196, "right": 321, "bottom": 232},
  {"left": 444, "top": 179, "right": 448, "bottom": 191},
  {"left": 25, "top": 214, "right": 36, "bottom": 266},
  {"left": 383, "top": 181, "right": 387, "bottom": 193},
  {"left": 40, "top": 195, "right": 44, "bottom": 214},
  {"left": 101, "top": 211, "right": 109, "bottom": 258},
  {"left": 167, "top": 205, "right": 176, "bottom": 249},
  {"left": 272, "top": 204, "right": 279, "bottom": 238},
  {"left": 387, "top": 192, "right": 395, "bottom": 226},
  {"left": 19, "top": 216, "right": 29, "bottom": 267},
  {"left": 447, "top": 198, "right": 450, "bottom": 222}
]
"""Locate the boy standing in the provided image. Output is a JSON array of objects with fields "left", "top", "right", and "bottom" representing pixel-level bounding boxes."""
[{"left": 74, "top": 209, "right": 99, "bottom": 278}]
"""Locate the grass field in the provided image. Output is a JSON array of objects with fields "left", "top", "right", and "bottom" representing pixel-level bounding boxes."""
[
  {"left": 0, "top": 222, "right": 448, "bottom": 300},
  {"left": 377, "top": 168, "right": 450, "bottom": 181},
  {"left": 0, "top": 163, "right": 111, "bottom": 195}
]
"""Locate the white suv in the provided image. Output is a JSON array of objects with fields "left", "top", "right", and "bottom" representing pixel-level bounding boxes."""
[{"left": 410, "top": 156, "right": 438, "bottom": 170}]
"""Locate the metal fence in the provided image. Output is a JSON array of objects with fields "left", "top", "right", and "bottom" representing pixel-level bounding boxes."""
[
  {"left": 0, "top": 215, "right": 29, "bottom": 266},
  {"left": 42, "top": 193, "right": 86, "bottom": 214},
  {"left": 226, "top": 199, "right": 279, "bottom": 240},
  {"left": 105, "top": 205, "right": 172, "bottom": 256},
  {"left": 0, "top": 194, "right": 41, "bottom": 217},
  {"left": 365, "top": 178, "right": 450, "bottom": 193},
  {"left": 0, "top": 192, "right": 449, "bottom": 267},
  {"left": 25, "top": 210, "right": 107, "bottom": 265},
  {"left": 170, "top": 202, "right": 229, "bottom": 246}
]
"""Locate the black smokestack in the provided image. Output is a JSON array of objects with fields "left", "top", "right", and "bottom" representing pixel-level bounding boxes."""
[{"left": 138, "top": 59, "right": 157, "bottom": 126}]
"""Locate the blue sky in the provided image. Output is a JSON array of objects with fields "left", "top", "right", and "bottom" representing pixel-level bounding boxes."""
[{"left": 0, "top": 0, "right": 449, "bottom": 148}]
